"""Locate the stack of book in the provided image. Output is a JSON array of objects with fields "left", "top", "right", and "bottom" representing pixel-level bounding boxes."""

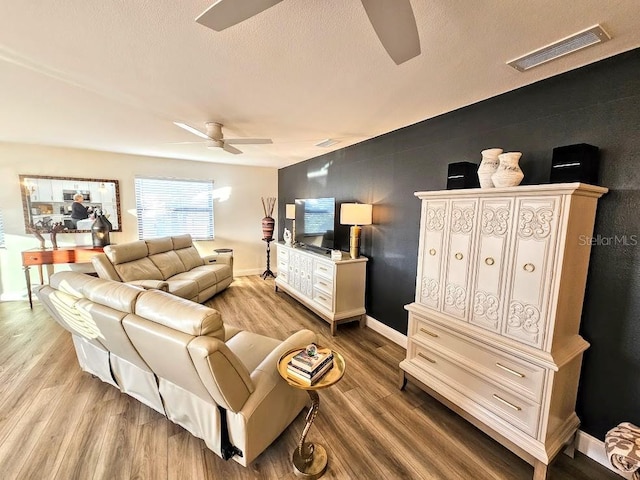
[{"left": 287, "top": 349, "right": 334, "bottom": 385}]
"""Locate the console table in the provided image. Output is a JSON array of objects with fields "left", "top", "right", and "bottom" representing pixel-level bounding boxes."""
[
  {"left": 22, "top": 246, "right": 104, "bottom": 309},
  {"left": 275, "top": 243, "right": 367, "bottom": 335}
]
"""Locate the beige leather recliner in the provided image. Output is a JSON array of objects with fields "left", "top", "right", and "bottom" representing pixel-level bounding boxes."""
[
  {"left": 36, "top": 271, "right": 316, "bottom": 466},
  {"left": 91, "top": 234, "right": 233, "bottom": 303}
]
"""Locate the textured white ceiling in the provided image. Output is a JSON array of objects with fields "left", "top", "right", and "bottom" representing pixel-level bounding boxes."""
[{"left": 0, "top": 1, "right": 639, "bottom": 168}]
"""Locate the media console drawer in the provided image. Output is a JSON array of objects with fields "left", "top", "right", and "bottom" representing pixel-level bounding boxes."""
[
  {"left": 313, "top": 259, "right": 334, "bottom": 279},
  {"left": 313, "top": 288, "right": 333, "bottom": 310}
]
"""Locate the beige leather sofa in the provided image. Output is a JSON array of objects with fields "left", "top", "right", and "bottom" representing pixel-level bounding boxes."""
[
  {"left": 91, "top": 234, "right": 232, "bottom": 303},
  {"left": 36, "top": 271, "right": 316, "bottom": 466}
]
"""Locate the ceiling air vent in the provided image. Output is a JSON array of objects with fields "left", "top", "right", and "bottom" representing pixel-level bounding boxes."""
[
  {"left": 315, "top": 138, "right": 340, "bottom": 148},
  {"left": 507, "top": 25, "right": 610, "bottom": 72}
]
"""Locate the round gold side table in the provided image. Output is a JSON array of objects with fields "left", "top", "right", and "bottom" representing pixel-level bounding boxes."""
[{"left": 277, "top": 347, "right": 346, "bottom": 480}]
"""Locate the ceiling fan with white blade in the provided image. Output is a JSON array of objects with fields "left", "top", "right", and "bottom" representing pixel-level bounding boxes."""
[
  {"left": 173, "top": 122, "right": 272, "bottom": 155},
  {"left": 196, "top": 0, "right": 420, "bottom": 65}
]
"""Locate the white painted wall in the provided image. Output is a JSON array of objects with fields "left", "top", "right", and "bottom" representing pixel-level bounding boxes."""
[{"left": 0, "top": 142, "right": 278, "bottom": 300}]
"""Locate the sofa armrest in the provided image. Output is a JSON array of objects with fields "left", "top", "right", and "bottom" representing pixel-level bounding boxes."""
[
  {"left": 188, "top": 336, "right": 254, "bottom": 412},
  {"left": 238, "top": 329, "right": 316, "bottom": 419},
  {"left": 251, "top": 329, "right": 317, "bottom": 389},
  {"left": 203, "top": 253, "right": 233, "bottom": 268},
  {"left": 126, "top": 279, "right": 169, "bottom": 292}
]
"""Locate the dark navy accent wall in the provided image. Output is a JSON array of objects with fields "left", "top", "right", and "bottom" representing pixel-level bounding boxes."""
[{"left": 278, "top": 48, "right": 640, "bottom": 439}]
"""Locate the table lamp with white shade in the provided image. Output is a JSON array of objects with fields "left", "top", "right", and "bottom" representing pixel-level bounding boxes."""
[{"left": 340, "top": 203, "right": 372, "bottom": 259}]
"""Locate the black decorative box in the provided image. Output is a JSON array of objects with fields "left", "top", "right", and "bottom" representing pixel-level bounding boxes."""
[
  {"left": 550, "top": 143, "right": 600, "bottom": 184},
  {"left": 447, "top": 162, "right": 479, "bottom": 189}
]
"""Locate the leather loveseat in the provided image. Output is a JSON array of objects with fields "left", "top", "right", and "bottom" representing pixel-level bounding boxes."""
[
  {"left": 36, "top": 271, "right": 316, "bottom": 466},
  {"left": 91, "top": 234, "right": 232, "bottom": 303}
]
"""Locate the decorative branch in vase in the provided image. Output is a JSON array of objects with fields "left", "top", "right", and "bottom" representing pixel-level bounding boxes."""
[
  {"left": 49, "top": 222, "right": 67, "bottom": 249},
  {"left": 27, "top": 224, "right": 47, "bottom": 249}
]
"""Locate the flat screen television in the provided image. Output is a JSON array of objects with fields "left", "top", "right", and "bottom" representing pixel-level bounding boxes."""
[{"left": 294, "top": 197, "right": 335, "bottom": 252}]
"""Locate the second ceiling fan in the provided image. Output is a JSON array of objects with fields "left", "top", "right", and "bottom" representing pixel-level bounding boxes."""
[{"left": 196, "top": 0, "right": 421, "bottom": 65}]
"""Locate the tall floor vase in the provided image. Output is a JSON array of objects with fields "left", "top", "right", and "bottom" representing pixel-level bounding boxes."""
[{"left": 261, "top": 216, "right": 275, "bottom": 241}]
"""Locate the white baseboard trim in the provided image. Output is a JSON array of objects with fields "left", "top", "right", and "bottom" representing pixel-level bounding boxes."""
[
  {"left": 0, "top": 292, "right": 28, "bottom": 302},
  {"left": 234, "top": 268, "right": 264, "bottom": 277},
  {"left": 576, "top": 430, "right": 631, "bottom": 478},
  {"left": 365, "top": 315, "right": 407, "bottom": 349}
]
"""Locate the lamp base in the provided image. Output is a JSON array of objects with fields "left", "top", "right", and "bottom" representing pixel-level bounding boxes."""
[
  {"left": 349, "top": 225, "right": 362, "bottom": 259},
  {"left": 292, "top": 219, "right": 297, "bottom": 246}
]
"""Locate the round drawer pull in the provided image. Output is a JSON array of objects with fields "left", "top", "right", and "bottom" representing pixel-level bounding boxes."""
[
  {"left": 454, "top": 252, "right": 463, "bottom": 260},
  {"left": 429, "top": 249, "right": 436, "bottom": 256},
  {"left": 523, "top": 263, "right": 535, "bottom": 272},
  {"left": 485, "top": 257, "right": 495, "bottom": 266}
]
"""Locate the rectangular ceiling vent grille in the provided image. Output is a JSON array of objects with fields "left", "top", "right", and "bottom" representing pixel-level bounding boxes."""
[
  {"left": 508, "top": 25, "right": 610, "bottom": 72},
  {"left": 315, "top": 138, "right": 340, "bottom": 148}
]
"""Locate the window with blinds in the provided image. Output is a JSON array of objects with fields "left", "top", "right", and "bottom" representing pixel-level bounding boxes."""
[{"left": 134, "top": 177, "right": 214, "bottom": 240}]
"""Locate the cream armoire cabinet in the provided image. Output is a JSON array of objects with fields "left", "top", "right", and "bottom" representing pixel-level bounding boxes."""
[{"left": 399, "top": 183, "right": 607, "bottom": 480}]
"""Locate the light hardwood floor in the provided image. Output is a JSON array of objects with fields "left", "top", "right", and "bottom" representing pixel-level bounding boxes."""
[{"left": 0, "top": 276, "right": 618, "bottom": 480}]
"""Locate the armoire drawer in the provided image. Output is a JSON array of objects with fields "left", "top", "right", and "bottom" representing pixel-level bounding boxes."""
[
  {"left": 409, "top": 343, "right": 541, "bottom": 437},
  {"left": 411, "top": 315, "right": 545, "bottom": 402}
]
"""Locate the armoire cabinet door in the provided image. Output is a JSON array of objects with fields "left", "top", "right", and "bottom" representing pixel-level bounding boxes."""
[
  {"left": 417, "top": 200, "right": 449, "bottom": 309},
  {"left": 503, "top": 196, "right": 561, "bottom": 348},
  {"left": 470, "top": 198, "right": 514, "bottom": 332},
  {"left": 442, "top": 199, "right": 478, "bottom": 320}
]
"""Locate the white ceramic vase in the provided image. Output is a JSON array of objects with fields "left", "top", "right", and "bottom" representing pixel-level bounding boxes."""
[
  {"left": 492, "top": 152, "right": 524, "bottom": 188},
  {"left": 477, "top": 148, "right": 503, "bottom": 188}
]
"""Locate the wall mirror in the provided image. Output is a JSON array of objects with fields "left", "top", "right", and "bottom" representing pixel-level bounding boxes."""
[{"left": 19, "top": 174, "right": 122, "bottom": 233}]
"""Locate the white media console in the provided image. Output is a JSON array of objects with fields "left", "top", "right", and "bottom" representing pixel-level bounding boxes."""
[{"left": 275, "top": 242, "right": 368, "bottom": 335}]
